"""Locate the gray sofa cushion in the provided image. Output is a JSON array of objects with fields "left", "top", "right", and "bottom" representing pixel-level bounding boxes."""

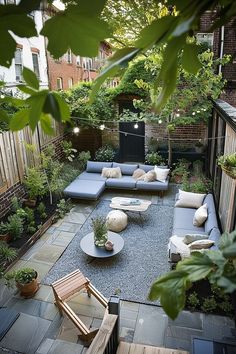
[
  {"left": 173, "top": 207, "right": 205, "bottom": 234},
  {"left": 204, "top": 194, "right": 218, "bottom": 234},
  {"left": 172, "top": 228, "right": 207, "bottom": 237},
  {"left": 78, "top": 171, "right": 107, "bottom": 181},
  {"left": 86, "top": 161, "right": 112, "bottom": 173},
  {"left": 208, "top": 227, "right": 221, "bottom": 250},
  {"left": 112, "top": 162, "right": 138, "bottom": 175},
  {"left": 64, "top": 179, "right": 105, "bottom": 199},
  {"left": 136, "top": 179, "right": 169, "bottom": 191},
  {"left": 106, "top": 176, "right": 136, "bottom": 189}
]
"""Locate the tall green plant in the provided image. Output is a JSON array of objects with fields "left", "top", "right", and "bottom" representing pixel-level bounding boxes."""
[
  {"left": 24, "top": 168, "right": 47, "bottom": 200},
  {"left": 149, "top": 230, "right": 236, "bottom": 320}
]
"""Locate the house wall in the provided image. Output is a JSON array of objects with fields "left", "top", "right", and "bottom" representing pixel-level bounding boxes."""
[{"left": 0, "top": 6, "right": 49, "bottom": 92}]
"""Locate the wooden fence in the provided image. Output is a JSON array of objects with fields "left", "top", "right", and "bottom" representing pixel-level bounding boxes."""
[{"left": 0, "top": 121, "right": 65, "bottom": 194}]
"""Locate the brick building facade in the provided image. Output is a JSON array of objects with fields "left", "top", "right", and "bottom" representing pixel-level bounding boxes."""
[{"left": 199, "top": 13, "right": 236, "bottom": 107}]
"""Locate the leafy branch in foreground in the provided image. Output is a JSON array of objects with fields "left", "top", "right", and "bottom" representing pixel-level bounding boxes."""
[{"left": 148, "top": 230, "right": 236, "bottom": 320}]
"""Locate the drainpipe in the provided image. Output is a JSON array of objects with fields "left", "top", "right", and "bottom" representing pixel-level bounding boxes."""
[{"left": 218, "top": 26, "right": 225, "bottom": 75}]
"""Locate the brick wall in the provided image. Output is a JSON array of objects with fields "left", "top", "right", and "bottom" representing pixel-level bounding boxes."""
[
  {"left": 0, "top": 182, "right": 26, "bottom": 218},
  {"left": 102, "top": 122, "right": 208, "bottom": 154},
  {"left": 200, "top": 13, "right": 236, "bottom": 107}
]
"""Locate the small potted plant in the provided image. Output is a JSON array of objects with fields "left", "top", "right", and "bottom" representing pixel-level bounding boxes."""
[
  {"left": 218, "top": 152, "right": 236, "bottom": 179},
  {"left": 0, "top": 222, "right": 11, "bottom": 243},
  {"left": 6, "top": 268, "right": 39, "bottom": 298},
  {"left": 92, "top": 217, "right": 108, "bottom": 247},
  {"left": 171, "top": 165, "right": 188, "bottom": 184}
]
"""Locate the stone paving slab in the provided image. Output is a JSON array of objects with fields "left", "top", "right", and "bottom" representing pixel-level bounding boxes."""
[
  {"left": 35, "top": 338, "right": 54, "bottom": 354},
  {"left": 47, "top": 339, "right": 84, "bottom": 354},
  {"left": 168, "top": 311, "right": 203, "bottom": 330},
  {"left": 32, "top": 285, "right": 54, "bottom": 303},
  {"left": 133, "top": 304, "right": 168, "bottom": 346},
  {"left": 0, "top": 313, "right": 51, "bottom": 354},
  {"left": 63, "top": 212, "right": 87, "bottom": 224},
  {"left": 5, "top": 298, "right": 58, "bottom": 321},
  {"left": 21, "top": 244, "right": 65, "bottom": 266}
]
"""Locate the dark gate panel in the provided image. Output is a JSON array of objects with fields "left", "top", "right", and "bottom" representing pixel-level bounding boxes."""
[{"left": 119, "top": 122, "right": 145, "bottom": 162}]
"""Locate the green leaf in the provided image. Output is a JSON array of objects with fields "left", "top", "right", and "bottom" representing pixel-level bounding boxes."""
[
  {"left": 0, "top": 109, "right": 9, "bottom": 123},
  {"left": 41, "top": 5, "right": 110, "bottom": 58},
  {"left": 0, "top": 96, "right": 25, "bottom": 107},
  {"left": 0, "top": 4, "right": 37, "bottom": 67},
  {"left": 26, "top": 91, "right": 48, "bottom": 131},
  {"left": 182, "top": 43, "right": 202, "bottom": 74},
  {"left": 52, "top": 93, "right": 70, "bottom": 122},
  {"left": 76, "top": 0, "right": 107, "bottom": 16},
  {"left": 135, "top": 16, "right": 174, "bottom": 49},
  {"left": 22, "top": 67, "right": 39, "bottom": 90},
  {"left": 17, "top": 85, "right": 37, "bottom": 95},
  {"left": 40, "top": 114, "right": 55, "bottom": 136},
  {"left": 9, "top": 109, "right": 30, "bottom": 131},
  {"left": 90, "top": 47, "right": 140, "bottom": 102},
  {"left": 223, "top": 243, "right": 236, "bottom": 258},
  {"left": 43, "top": 93, "right": 61, "bottom": 122},
  {"left": 149, "top": 270, "right": 189, "bottom": 319},
  {"left": 219, "top": 230, "right": 236, "bottom": 250},
  {"left": 177, "top": 252, "right": 214, "bottom": 282},
  {"left": 217, "top": 274, "right": 236, "bottom": 293},
  {"left": 172, "top": 15, "right": 195, "bottom": 37}
]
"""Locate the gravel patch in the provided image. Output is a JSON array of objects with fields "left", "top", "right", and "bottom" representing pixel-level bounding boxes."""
[{"left": 43, "top": 201, "right": 174, "bottom": 305}]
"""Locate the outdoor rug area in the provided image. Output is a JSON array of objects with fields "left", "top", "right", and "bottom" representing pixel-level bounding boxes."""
[{"left": 43, "top": 201, "right": 174, "bottom": 305}]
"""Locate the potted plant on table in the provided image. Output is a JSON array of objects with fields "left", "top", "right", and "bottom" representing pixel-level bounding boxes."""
[
  {"left": 92, "top": 217, "right": 108, "bottom": 247},
  {"left": 5, "top": 267, "right": 39, "bottom": 298},
  {"left": 218, "top": 152, "right": 236, "bottom": 179}
]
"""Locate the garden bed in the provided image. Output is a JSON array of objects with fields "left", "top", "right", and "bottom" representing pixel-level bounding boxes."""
[{"left": 186, "top": 279, "right": 234, "bottom": 318}]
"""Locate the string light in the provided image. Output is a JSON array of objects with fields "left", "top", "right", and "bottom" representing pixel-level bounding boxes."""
[
  {"left": 197, "top": 110, "right": 200, "bottom": 113},
  {"left": 73, "top": 126, "right": 80, "bottom": 134},
  {"left": 134, "top": 123, "right": 139, "bottom": 129},
  {"left": 0, "top": 94, "right": 5, "bottom": 99},
  {"left": 176, "top": 113, "right": 180, "bottom": 117},
  {"left": 192, "top": 112, "right": 196, "bottom": 116},
  {"left": 100, "top": 124, "right": 105, "bottom": 130},
  {"left": 158, "top": 119, "right": 162, "bottom": 124}
]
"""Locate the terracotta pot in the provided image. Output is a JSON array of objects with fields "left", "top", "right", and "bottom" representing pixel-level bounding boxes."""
[
  {"left": 24, "top": 199, "right": 37, "bottom": 208},
  {"left": 0, "top": 232, "right": 11, "bottom": 243},
  {"left": 16, "top": 274, "right": 39, "bottom": 298},
  {"left": 174, "top": 175, "right": 183, "bottom": 184}
]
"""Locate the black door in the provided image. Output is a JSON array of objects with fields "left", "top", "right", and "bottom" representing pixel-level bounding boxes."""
[{"left": 119, "top": 122, "right": 145, "bottom": 162}]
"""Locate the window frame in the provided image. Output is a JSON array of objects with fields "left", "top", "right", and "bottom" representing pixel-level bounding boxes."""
[
  {"left": 56, "top": 77, "right": 63, "bottom": 90},
  {"left": 32, "top": 52, "right": 40, "bottom": 79},
  {"left": 15, "top": 47, "right": 23, "bottom": 82}
]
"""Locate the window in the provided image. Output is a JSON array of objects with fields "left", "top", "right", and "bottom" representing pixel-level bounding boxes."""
[
  {"left": 76, "top": 56, "right": 81, "bottom": 66},
  {"left": 32, "top": 53, "right": 40, "bottom": 79},
  {"left": 67, "top": 49, "right": 72, "bottom": 63},
  {"left": 15, "top": 48, "right": 23, "bottom": 82},
  {"left": 4, "top": 0, "right": 16, "bottom": 4},
  {"left": 68, "top": 78, "right": 73, "bottom": 89},
  {"left": 56, "top": 77, "right": 63, "bottom": 90},
  {"left": 196, "top": 33, "right": 214, "bottom": 49}
]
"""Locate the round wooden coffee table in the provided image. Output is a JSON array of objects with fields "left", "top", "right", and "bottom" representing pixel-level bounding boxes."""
[{"left": 80, "top": 231, "right": 124, "bottom": 258}]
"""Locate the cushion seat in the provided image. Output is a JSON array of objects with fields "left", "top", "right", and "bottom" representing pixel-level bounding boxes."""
[
  {"left": 173, "top": 207, "right": 205, "bottom": 235},
  {"left": 106, "top": 176, "right": 136, "bottom": 189},
  {"left": 64, "top": 179, "right": 105, "bottom": 199},
  {"left": 136, "top": 179, "right": 169, "bottom": 191},
  {"left": 78, "top": 171, "right": 107, "bottom": 181}
]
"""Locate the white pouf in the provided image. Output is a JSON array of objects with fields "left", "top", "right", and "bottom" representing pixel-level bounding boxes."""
[{"left": 106, "top": 210, "right": 128, "bottom": 232}]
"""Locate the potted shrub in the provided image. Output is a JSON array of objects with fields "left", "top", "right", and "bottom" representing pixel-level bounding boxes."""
[
  {"left": 0, "top": 222, "right": 11, "bottom": 243},
  {"left": 23, "top": 167, "right": 47, "bottom": 207},
  {"left": 92, "top": 217, "right": 108, "bottom": 247},
  {"left": 171, "top": 166, "right": 188, "bottom": 183},
  {"left": 145, "top": 152, "right": 164, "bottom": 166},
  {"left": 6, "top": 268, "right": 39, "bottom": 298},
  {"left": 218, "top": 152, "right": 236, "bottom": 179},
  {"left": 7, "top": 214, "right": 23, "bottom": 240}
]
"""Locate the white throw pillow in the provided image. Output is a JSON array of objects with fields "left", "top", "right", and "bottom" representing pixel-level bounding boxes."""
[
  {"left": 154, "top": 166, "right": 170, "bottom": 182},
  {"left": 169, "top": 235, "right": 190, "bottom": 259},
  {"left": 175, "top": 189, "right": 206, "bottom": 209},
  {"left": 193, "top": 203, "right": 208, "bottom": 227},
  {"left": 143, "top": 170, "right": 156, "bottom": 182},
  {"left": 183, "top": 233, "right": 209, "bottom": 245},
  {"left": 188, "top": 239, "right": 214, "bottom": 250},
  {"left": 101, "top": 167, "right": 122, "bottom": 178}
]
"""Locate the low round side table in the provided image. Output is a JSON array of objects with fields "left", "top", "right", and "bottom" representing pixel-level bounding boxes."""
[{"left": 80, "top": 231, "right": 124, "bottom": 258}]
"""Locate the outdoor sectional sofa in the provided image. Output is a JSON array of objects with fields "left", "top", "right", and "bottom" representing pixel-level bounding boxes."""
[
  {"left": 64, "top": 161, "right": 169, "bottom": 199},
  {"left": 168, "top": 192, "right": 221, "bottom": 263}
]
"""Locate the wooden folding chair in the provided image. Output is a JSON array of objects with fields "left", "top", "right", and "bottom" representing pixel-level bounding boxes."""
[{"left": 51, "top": 269, "right": 108, "bottom": 341}]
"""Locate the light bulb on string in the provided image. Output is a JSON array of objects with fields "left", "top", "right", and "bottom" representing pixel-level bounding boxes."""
[
  {"left": 158, "top": 119, "right": 162, "bottom": 124},
  {"left": 176, "top": 113, "right": 180, "bottom": 117},
  {"left": 134, "top": 123, "right": 139, "bottom": 129},
  {"left": 192, "top": 112, "right": 196, "bottom": 116},
  {"left": 0, "top": 94, "right": 5, "bottom": 99},
  {"left": 100, "top": 124, "right": 105, "bottom": 130},
  {"left": 73, "top": 126, "right": 80, "bottom": 134}
]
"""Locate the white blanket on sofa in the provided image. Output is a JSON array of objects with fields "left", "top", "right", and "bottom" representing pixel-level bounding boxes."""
[{"left": 168, "top": 235, "right": 190, "bottom": 259}]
